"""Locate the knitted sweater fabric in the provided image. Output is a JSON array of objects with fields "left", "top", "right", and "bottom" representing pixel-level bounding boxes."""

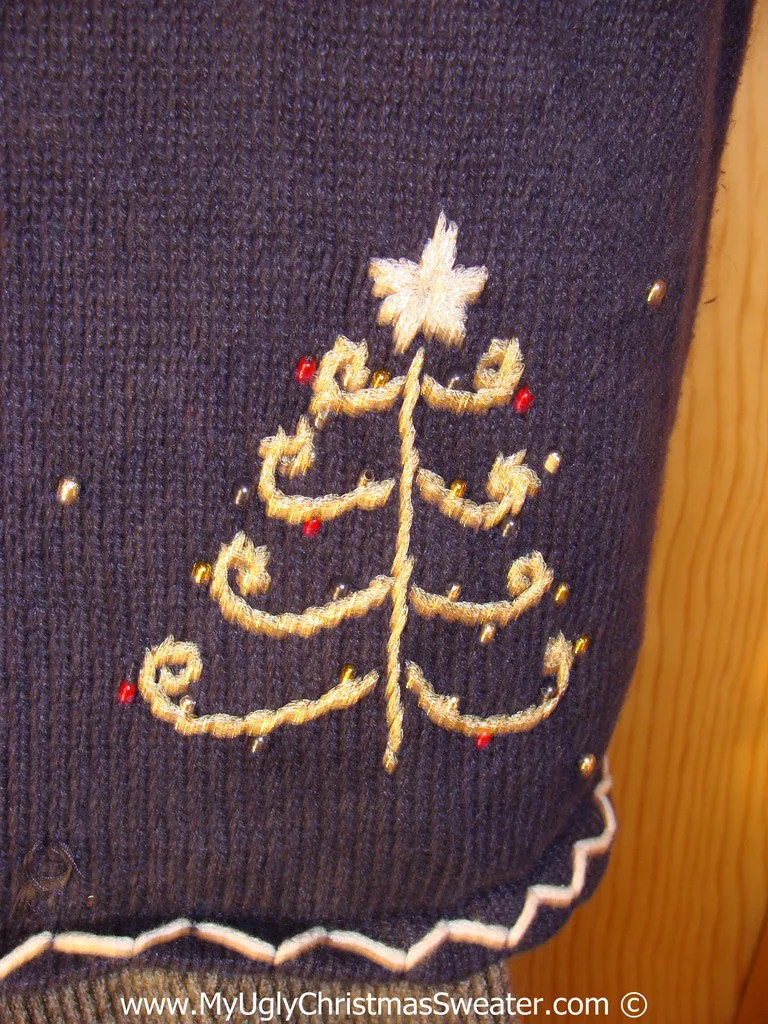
[{"left": 0, "top": 0, "right": 753, "bottom": 989}]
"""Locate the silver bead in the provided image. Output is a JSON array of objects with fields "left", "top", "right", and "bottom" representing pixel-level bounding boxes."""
[
  {"left": 232, "top": 481, "right": 252, "bottom": 506},
  {"left": 540, "top": 681, "right": 558, "bottom": 701},
  {"left": 330, "top": 580, "right": 351, "bottom": 602},
  {"left": 500, "top": 516, "right": 518, "bottom": 539}
]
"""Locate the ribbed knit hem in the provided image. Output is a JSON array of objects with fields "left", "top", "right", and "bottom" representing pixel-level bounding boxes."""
[
  {"left": 0, "top": 960, "right": 513, "bottom": 1023},
  {"left": 0, "top": 766, "right": 613, "bottom": 988}
]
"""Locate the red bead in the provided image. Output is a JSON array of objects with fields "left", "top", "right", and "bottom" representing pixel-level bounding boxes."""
[
  {"left": 475, "top": 731, "right": 492, "bottom": 750},
  {"left": 295, "top": 355, "right": 317, "bottom": 384},
  {"left": 117, "top": 680, "right": 136, "bottom": 705},
  {"left": 302, "top": 517, "right": 321, "bottom": 537},
  {"left": 513, "top": 385, "right": 534, "bottom": 414}
]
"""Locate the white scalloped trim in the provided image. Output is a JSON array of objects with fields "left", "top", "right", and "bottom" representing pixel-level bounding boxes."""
[{"left": 0, "top": 762, "right": 615, "bottom": 984}]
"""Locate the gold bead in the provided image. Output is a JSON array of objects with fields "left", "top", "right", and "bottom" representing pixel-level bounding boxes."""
[
  {"left": 577, "top": 753, "right": 597, "bottom": 778},
  {"left": 85, "top": 894, "right": 96, "bottom": 908},
  {"left": 357, "top": 469, "right": 373, "bottom": 487},
  {"left": 370, "top": 369, "right": 391, "bottom": 388},
  {"left": 646, "top": 279, "right": 667, "bottom": 309},
  {"left": 56, "top": 477, "right": 80, "bottom": 506},
  {"left": 179, "top": 696, "right": 196, "bottom": 715},
  {"left": 339, "top": 664, "right": 356, "bottom": 684},
  {"left": 449, "top": 478, "right": 467, "bottom": 499},
  {"left": 573, "top": 635, "right": 590, "bottom": 657},
  {"left": 191, "top": 560, "right": 212, "bottom": 587},
  {"left": 479, "top": 623, "right": 496, "bottom": 644},
  {"left": 446, "top": 583, "right": 462, "bottom": 601},
  {"left": 543, "top": 451, "right": 562, "bottom": 475},
  {"left": 553, "top": 582, "right": 570, "bottom": 606}
]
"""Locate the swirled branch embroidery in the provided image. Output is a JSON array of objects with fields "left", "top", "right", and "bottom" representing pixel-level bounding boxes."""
[{"left": 138, "top": 213, "right": 587, "bottom": 771}]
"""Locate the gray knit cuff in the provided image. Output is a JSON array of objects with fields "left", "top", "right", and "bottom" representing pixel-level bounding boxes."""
[{"left": 0, "top": 959, "right": 513, "bottom": 1024}]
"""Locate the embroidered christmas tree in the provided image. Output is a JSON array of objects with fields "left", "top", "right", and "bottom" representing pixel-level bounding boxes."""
[{"left": 139, "top": 214, "right": 580, "bottom": 772}]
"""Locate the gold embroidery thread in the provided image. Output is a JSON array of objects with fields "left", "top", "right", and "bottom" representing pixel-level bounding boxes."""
[
  {"left": 138, "top": 213, "right": 586, "bottom": 771},
  {"left": 258, "top": 415, "right": 395, "bottom": 524},
  {"left": 415, "top": 452, "right": 540, "bottom": 530},
  {"left": 210, "top": 532, "right": 394, "bottom": 639},
  {"left": 410, "top": 552, "right": 554, "bottom": 626},
  {"left": 421, "top": 337, "right": 524, "bottom": 414},
  {"left": 405, "top": 634, "right": 573, "bottom": 737},
  {"left": 139, "top": 635, "right": 379, "bottom": 740}
]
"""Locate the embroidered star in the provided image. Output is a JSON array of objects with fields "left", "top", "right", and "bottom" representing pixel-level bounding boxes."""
[{"left": 368, "top": 212, "right": 488, "bottom": 354}]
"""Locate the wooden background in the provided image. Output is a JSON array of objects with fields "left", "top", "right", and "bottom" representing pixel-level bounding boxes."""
[{"left": 510, "top": 5, "right": 768, "bottom": 1022}]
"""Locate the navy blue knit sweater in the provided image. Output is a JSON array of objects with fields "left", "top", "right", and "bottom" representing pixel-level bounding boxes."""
[{"left": 0, "top": 0, "right": 752, "bottom": 989}]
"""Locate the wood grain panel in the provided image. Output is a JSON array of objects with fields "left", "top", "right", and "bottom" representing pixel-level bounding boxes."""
[
  {"left": 510, "top": 6, "right": 768, "bottom": 1022},
  {"left": 736, "top": 914, "right": 768, "bottom": 1024}
]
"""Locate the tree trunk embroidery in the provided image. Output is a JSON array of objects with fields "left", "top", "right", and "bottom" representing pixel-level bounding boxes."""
[{"left": 138, "top": 213, "right": 581, "bottom": 772}]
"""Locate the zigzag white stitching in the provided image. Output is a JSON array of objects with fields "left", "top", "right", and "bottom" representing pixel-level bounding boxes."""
[{"left": 0, "top": 762, "right": 615, "bottom": 983}]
